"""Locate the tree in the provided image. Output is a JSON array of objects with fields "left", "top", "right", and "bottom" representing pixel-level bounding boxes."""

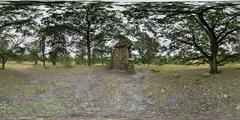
[
  {"left": 91, "top": 41, "right": 111, "bottom": 65},
  {"left": 133, "top": 32, "right": 159, "bottom": 65},
  {"left": 40, "top": 11, "right": 69, "bottom": 66},
  {"left": 0, "top": 31, "right": 18, "bottom": 69},
  {"left": 28, "top": 44, "right": 39, "bottom": 65},
  {"left": 46, "top": 26, "right": 67, "bottom": 66},
  {"left": 75, "top": 46, "right": 87, "bottom": 65},
  {"left": 0, "top": 35, "right": 10, "bottom": 69},
  {"left": 27, "top": 34, "right": 47, "bottom": 67},
  {"left": 0, "top": 2, "right": 38, "bottom": 69},
  {"left": 60, "top": 2, "right": 121, "bottom": 66},
  {"left": 125, "top": 2, "right": 240, "bottom": 74}
]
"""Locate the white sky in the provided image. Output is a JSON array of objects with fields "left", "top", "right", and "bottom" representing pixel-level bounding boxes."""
[
  {"left": 2, "top": 0, "right": 235, "bottom": 2},
  {"left": 47, "top": 0, "right": 235, "bottom": 1}
]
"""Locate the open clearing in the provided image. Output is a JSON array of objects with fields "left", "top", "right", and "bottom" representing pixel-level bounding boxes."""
[{"left": 0, "top": 62, "right": 240, "bottom": 120}]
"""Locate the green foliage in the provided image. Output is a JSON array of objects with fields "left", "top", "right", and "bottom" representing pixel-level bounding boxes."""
[
  {"left": 1, "top": 1, "right": 240, "bottom": 72},
  {"left": 75, "top": 58, "right": 87, "bottom": 65},
  {"left": 0, "top": 2, "right": 37, "bottom": 69},
  {"left": 133, "top": 32, "right": 159, "bottom": 65},
  {"left": 151, "top": 56, "right": 169, "bottom": 65},
  {"left": 0, "top": 33, "right": 13, "bottom": 69},
  {"left": 59, "top": 53, "right": 73, "bottom": 66},
  {"left": 125, "top": 2, "right": 240, "bottom": 74},
  {"left": 53, "top": 2, "right": 122, "bottom": 66},
  {"left": 74, "top": 55, "right": 87, "bottom": 65}
]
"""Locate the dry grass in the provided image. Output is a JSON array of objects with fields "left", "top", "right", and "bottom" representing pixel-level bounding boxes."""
[
  {"left": 0, "top": 62, "right": 240, "bottom": 119},
  {"left": 141, "top": 64, "right": 240, "bottom": 116}
]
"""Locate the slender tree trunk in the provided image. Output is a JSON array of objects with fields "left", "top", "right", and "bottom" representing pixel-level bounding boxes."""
[
  {"left": 86, "top": 9, "right": 91, "bottom": 66},
  {"left": 53, "top": 60, "right": 56, "bottom": 66},
  {"left": 42, "top": 54, "right": 46, "bottom": 68},
  {"left": 1, "top": 59, "right": 5, "bottom": 69},
  {"left": 141, "top": 58, "right": 146, "bottom": 65},
  {"left": 92, "top": 49, "right": 95, "bottom": 65},
  {"left": 87, "top": 40, "right": 91, "bottom": 66},
  {"left": 50, "top": 51, "right": 57, "bottom": 66},
  {"left": 1, "top": 56, "right": 7, "bottom": 70},
  {"left": 147, "top": 58, "right": 150, "bottom": 68},
  {"left": 101, "top": 54, "right": 104, "bottom": 66},
  {"left": 42, "top": 55, "right": 46, "bottom": 68},
  {"left": 40, "top": 37, "right": 46, "bottom": 68},
  {"left": 2, "top": 62, "right": 5, "bottom": 69},
  {"left": 34, "top": 60, "right": 38, "bottom": 65},
  {"left": 81, "top": 47, "right": 85, "bottom": 65}
]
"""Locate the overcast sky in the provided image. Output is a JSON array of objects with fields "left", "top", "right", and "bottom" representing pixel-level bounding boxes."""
[
  {"left": 106, "top": 0, "right": 229, "bottom": 1},
  {"left": 67, "top": 0, "right": 234, "bottom": 2},
  {"left": 2, "top": 0, "right": 234, "bottom": 2}
]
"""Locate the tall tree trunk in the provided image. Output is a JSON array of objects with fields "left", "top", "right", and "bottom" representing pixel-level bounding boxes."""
[
  {"left": 42, "top": 54, "right": 46, "bottom": 68},
  {"left": 196, "top": 13, "right": 219, "bottom": 74},
  {"left": 86, "top": 9, "right": 91, "bottom": 66},
  {"left": 209, "top": 54, "right": 218, "bottom": 74},
  {"left": 141, "top": 57, "right": 146, "bottom": 65},
  {"left": 92, "top": 49, "right": 95, "bottom": 65},
  {"left": 1, "top": 58, "right": 5, "bottom": 69},
  {"left": 43, "top": 60, "right": 46, "bottom": 68},
  {"left": 52, "top": 60, "right": 56, "bottom": 66},
  {"left": 34, "top": 60, "right": 38, "bottom": 65},
  {"left": 50, "top": 51, "right": 57, "bottom": 66},
  {"left": 1, "top": 56, "right": 7, "bottom": 70},
  {"left": 101, "top": 54, "right": 104, "bottom": 66},
  {"left": 40, "top": 37, "right": 46, "bottom": 68},
  {"left": 2, "top": 62, "right": 5, "bottom": 69},
  {"left": 147, "top": 58, "right": 150, "bottom": 68},
  {"left": 81, "top": 47, "right": 85, "bottom": 65},
  {"left": 209, "top": 44, "right": 218, "bottom": 74},
  {"left": 87, "top": 39, "right": 91, "bottom": 66}
]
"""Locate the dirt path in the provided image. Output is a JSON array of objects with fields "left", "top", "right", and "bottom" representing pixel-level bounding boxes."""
[
  {"left": 0, "top": 67, "right": 161, "bottom": 119},
  {"left": 63, "top": 67, "right": 160, "bottom": 119},
  {"left": 0, "top": 66, "right": 239, "bottom": 120}
]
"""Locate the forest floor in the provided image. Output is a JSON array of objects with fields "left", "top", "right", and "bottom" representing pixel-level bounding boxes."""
[{"left": 0, "top": 62, "right": 240, "bottom": 120}]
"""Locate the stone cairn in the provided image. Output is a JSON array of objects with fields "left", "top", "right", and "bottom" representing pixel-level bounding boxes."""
[{"left": 106, "top": 42, "right": 134, "bottom": 71}]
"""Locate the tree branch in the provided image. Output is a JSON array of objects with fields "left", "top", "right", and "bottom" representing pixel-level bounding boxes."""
[
  {"left": 216, "top": 15, "right": 239, "bottom": 41},
  {"left": 196, "top": 12, "right": 217, "bottom": 42},
  {"left": 191, "top": 30, "right": 211, "bottom": 59},
  {"left": 0, "top": 19, "right": 30, "bottom": 29},
  {"left": 217, "top": 27, "right": 240, "bottom": 45},
  {"left": 217, "top": 53, "right": 240, "bottom": 63}
]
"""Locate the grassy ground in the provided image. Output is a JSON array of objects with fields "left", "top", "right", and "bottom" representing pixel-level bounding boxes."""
[
  {"left": 144, "top": 64, "right": 240, "bottom": 118},
  {"left": 0, "top": 61, "right": 239, "bottom": 120}
]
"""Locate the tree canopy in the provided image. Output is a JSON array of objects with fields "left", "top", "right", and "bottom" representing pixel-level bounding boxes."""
[
  {"left": 0, "top": 1, "right": 240, "bottom": 74},
  {"left": 124, "top": 2, "right": 240, "bottom": 73}
]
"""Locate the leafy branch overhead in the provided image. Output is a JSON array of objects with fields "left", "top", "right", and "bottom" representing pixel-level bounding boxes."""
[
  {"left": 124, "top": 2, "right": 240, "bottom": 74},
  {"left": 0, "top": 1, "right": 240, "bottom": 74}
]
